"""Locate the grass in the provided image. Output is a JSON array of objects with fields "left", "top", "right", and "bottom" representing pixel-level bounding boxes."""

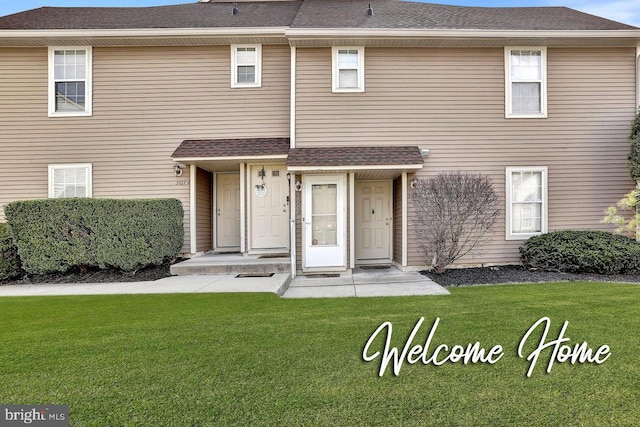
[{"left": 1, "top": 282, "right": 639, "bottom": 426}]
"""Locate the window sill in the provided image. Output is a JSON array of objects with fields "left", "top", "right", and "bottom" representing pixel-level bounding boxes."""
[
  {"left": 332, "top": 88, "right": 365, "bottom": 94},
  {"left": 505, "top": 232, "right": 544, "bottom": 241},
  {"left": 505, "top": 113, "right": 548, "bottom": 119},
  {"left": 231, "top": 83, "right": 262, "bottom": 89},
  {"left": 48, "top": 111, "right": 92, "bottom": 118}
]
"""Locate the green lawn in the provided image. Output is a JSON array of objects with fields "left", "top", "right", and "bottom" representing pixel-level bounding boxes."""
[{"left": 1, "top": 282, "right": 639, "bottom": 426}]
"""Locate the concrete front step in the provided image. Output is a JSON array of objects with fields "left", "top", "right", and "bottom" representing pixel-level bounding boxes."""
[{"left": 170, "top": 254, "right": 290, "bottom": 276}]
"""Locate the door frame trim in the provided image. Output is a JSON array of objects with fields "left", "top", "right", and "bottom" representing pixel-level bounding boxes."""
[
  {"left": 354, "top": 179, "right": 393, "bottom": 266},
  {"left": 248, "top": 163, "right": 290, "bottom": 253},
  {"left": 302, "top": 174, "right": 347, "bottom": 272},
  {"left": 213, "top": 172, "right": 241, "bottom": 252}
]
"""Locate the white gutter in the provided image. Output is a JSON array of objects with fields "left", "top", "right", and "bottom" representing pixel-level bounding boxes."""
[
  {"left": 285, "top": 28, "right": 640, "bottom": 39},
  {"left": 0, "top": 27, "right": 289, "bottom": 39},
  {"left": 287, "top": 164, "right": 423, "bottom": 172},
  {"left": 173, "top": 155, "right": 287, "bottom": 163}
]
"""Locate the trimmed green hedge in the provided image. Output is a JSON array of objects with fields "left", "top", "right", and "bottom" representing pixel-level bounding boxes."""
[
  {"left": 520, "top": 230, "right": 640, "bottom": 274},
  {"left": 4, "top": 198, "right": 184, "bottom": 275},
  {"left": 0, "top": 222, "right": 21, "bottom": 281}
]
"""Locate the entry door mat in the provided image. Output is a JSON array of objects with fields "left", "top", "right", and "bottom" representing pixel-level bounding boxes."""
[
  {"left": 305, "top": 274, "right": 341, "bottom": 278},
  {"left": 360, "top": 266, "right": 391, "bottom": 270},
  {"left": 257, "top": 254, "right": 290, "bottom": 259},
  {"left": 236, "top": 273, "right": 275, "bottom": 278}
]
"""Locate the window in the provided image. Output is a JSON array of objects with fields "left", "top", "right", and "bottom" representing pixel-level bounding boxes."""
[
  {"left": 506, "top": 167, "right": 548, "bottom": 239},
  {"left": 48, "top": 164, "right": 92, "bottom": 198},
  {"left": 332, "top": 47, "right": 365, "bottom": 93},
  {"left": 505, "top": 47, "right": 547, "bottom": 118},
  {"left": 231, "top": 45, "right": 262, "bottom": 88},
  {"left": 48, "top": 47, "right": 92, "bottom": 116}
]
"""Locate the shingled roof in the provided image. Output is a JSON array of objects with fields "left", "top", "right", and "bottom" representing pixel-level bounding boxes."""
[
  {"left": 172, "top": 138, "right": 290, "bottom": 159},
  {"left": 0, "top": 2, "right": 303, "bottom": 30},
  {"left": 0, "top": 0, "right": 636, "bottom": 31},
  {"left": 287, "top": 146, "right": 424, "bottom": 168},
  {"left": 291, "top": 0, "right": 637, "bottom": 31}
]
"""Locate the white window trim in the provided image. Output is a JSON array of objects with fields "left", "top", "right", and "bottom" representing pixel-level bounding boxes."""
[
  {"left": 48, "top": 163, "right": 93, "bottom": 198},
  {"left": 504, "top": 46, "right": 547, "bottom": 119},
  {"left": 231, "top": 44, "right": 262, "bottom": 88},
  {"left": 505, "top": 166, "right": 548, "bottom": 240},
  {"left": 332, "top": 46, "right": 365, "bottom": 93},
  {"left": 48, "top": 46, "right": 93, "bottom": 117}
]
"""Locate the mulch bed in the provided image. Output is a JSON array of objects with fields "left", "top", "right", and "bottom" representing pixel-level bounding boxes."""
[
  {"left": 422, "top": 265, "right": 640, "bottom": 287},
  {"left": 0, "top": 263, "right": 173, "bottom": 286}
]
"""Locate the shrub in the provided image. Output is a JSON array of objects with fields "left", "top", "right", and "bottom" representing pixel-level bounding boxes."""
[
  {"left": 411, "top": 171, "right": 499, "bottom": 273},
  {"left": 0, "top": 222, "right": 21, "bottom": 281},
  {"left": 4, "top": 198, "right": 184, "bottom": 275},
  {"left": 520, "top": 230, "right": 640, "bottom": 274}
]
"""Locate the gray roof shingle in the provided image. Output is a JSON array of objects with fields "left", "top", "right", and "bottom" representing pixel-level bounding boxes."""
[
  {"left": 0, "top": 0, "right": 635, "bottom": 31},
  {"left": 172, "top": 138, "right": 291, "bottom": 158},
  {"left": 291, "top": 0, "right": 637, "bottom": 31},
  {"left": 287, "top": 146, "right": 424, "bottom": 167},
  {"left": 0, "top": 2, "right": 303, "bottom": 30}
]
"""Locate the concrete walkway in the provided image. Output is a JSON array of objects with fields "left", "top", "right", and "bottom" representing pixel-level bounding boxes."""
[
  {"left": 284, "top": 267, "right": 449, "bottom": 298},
  {"left": 0, "top": 268, "right": 449, "bottom": 298},
  {"left": 0, "top": 274, "right": 291, "bottom": 297}
]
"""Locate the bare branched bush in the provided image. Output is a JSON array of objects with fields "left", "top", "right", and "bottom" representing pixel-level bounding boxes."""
[{"left": 410, "top": 171, "right": 499, "bottom": 273}]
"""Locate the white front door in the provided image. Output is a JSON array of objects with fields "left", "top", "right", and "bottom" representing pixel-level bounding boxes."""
[
  {"left": 216, "top": 173, "right": 241, "bottom": 248},
  {"left": 355, "top": 181, "right": 392, "bottom": 263},
  {"left": 304, "top": 175, "right": 346, "bottom": 269},
  {"left": 251, "top": 164, "right": 289, "bottom": 249}
]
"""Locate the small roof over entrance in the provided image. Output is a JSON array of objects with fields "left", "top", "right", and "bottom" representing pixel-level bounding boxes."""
[
  {"left": 287, "top": 146, "right": 424, "bottom": 179},
  {"left": 171, "top": 138, "right": 290, "bottom": 172}
]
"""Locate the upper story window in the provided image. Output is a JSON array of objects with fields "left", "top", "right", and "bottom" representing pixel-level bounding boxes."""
[
  {"left": 48, "top": 47, "right": 92, "bottom": 117},
  {"left": 231, "top": 45, "right": 262, "bottom": 88},
  {"left": 48, "top": 164, "right": 93, "bottom": 198},
  {"left": 332, "top": 47, "right": 365, "bottom": 93},
  {"left": 506, "top": 166, "right": 548, "bottom": 240},
  {"left": 505, "top": 47, "right": 547, "bottom": 118}
]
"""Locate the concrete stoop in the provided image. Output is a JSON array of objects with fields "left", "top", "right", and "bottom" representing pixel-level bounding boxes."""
[{"left": 170, "top": 253, "right": 290, "bottom": 276}]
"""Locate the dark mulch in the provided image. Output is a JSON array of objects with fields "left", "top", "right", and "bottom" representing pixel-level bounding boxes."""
[
  {"left": 0, "top": 262, "right": 174, "bottom": 286},
  {"left": 422, "top": 265, "right": 640, "bottom": 287}
]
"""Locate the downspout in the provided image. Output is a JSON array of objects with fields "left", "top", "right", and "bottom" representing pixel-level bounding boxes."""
[
  {"left": 290, "top": 46, "right": 297, "bottom": 277},
  {"left": 290, "top": 46, "right": 296, "bottom": 149}
]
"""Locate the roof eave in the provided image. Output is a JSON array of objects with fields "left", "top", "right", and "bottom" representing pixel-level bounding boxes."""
[
  {"left": 286, "top": 28, "right": 640, "bottom": 47},
  {"left": 0, "top": 27, "right": 291, "bottom": 47}
]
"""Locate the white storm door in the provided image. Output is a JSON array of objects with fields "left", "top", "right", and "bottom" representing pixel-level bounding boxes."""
[
  {"left": 304, "top": 175, "right": 346, "bottom": 269},
  {"left": 355, "top": 181, "right": 392, "bottom": 262},
  {"left": 251, "top": 165, "right": 289, "bottom": 249},
  {"left": 216, "top": 173, "right": 241, "bottom": 248}
]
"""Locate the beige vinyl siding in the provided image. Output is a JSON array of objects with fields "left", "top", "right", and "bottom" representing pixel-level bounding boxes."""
[
  {"left": 0, "top": 45, "right": 290, "bottom": 253},
  {"left": 296, "top": 46, "right": 637, "bottom": 266},
  {"left": 196, "top": 168, "right": 212, "bottom": 252}
]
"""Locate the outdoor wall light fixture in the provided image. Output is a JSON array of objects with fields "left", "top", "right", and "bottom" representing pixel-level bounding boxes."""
[
  {"left": 410, "top": 178, "right": 418, "bottom": 188},
  {"left": 286, "top": 172, "right": 291, "bottom": 182},
  {"left": 173, "top": 163, "right": 183, "bottom": 177},
  {"left": 295, "top": 180, "right": 302, "bottom": 192}
]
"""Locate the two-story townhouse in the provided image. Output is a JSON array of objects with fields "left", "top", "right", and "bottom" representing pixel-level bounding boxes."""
[{"left": 1, "top": 0, "right": 639, "bottom": 276}]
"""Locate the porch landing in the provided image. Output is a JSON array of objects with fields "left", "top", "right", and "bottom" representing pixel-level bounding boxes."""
[
  {"left": 284, "top": 267, "right": 449, "bottom": 298},
  {"left": 170, "top": 253, "right": 290, "bottom": 276}
]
